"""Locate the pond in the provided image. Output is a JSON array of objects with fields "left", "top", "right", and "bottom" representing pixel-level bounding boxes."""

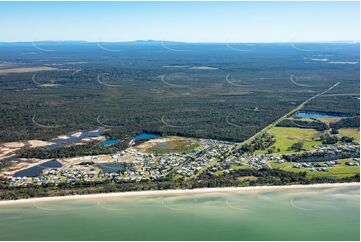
[
  {"left": 14, "top": 160, "right": 63, "bottom": 177},
  {"left": 96, "top": 163, "right": 132, "bottom": 173},
  {"left": 99, "top": 139, "right": 118, "bottom": 146},
  {"left": 134, "top": 133, "right": 161, "bottom": 140},
  {"left": 294, "top": 111, "right": 347, "bottom": 119},
  {"left": 49, "top": 130, "right": 103, "bottom": 148},
  {"left": 79, "top": 130, "right": 102, "bottom": 138}
]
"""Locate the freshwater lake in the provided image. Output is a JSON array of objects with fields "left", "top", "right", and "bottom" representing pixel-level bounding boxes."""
[
  {"left": 49, "top": 130, "right": 102, "bottom": 148},
  {"left": 0, "top": 184, "right": 359, "bottom": 240},
  {"left": 13, "top": 160, "right": 63, "bottom": 177},
  {"left": 134, "top": 133, "right": 161, "bottom": 140},
  {"left": 99, "top": 139, "right": 118, "bottom": 146},
  {"left": 294, "top": 111, "right": 347, "bottom": 119},
  {"left": 96, "top": 163, "right": 132, "bottom": 173}
]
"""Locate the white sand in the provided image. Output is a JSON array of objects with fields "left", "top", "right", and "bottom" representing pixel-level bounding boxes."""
[
  {"left": 71, "top": 132, "right": 83, "bottom": 138},
  {"left": 1, "top": 142, "right": 25, "bottom": 149},
  {"left": 27, "top": 140, "right": 54, "bottom": 148},
  {"left": 0, "top": 182, "right": 358, "bottom": 206}
]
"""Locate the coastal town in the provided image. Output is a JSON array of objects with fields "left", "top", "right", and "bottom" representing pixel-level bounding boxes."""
[{"left": 2, "top": 128, "right": 359, "bottom": 188}]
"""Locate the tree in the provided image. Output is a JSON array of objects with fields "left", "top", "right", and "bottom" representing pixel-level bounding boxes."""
[
  {"left": 290, "top": 142, "right": 303, "bottom": 151},
  {"left": 341, "top": 136, "right": 354, "bottom": 143},
  {"left": 320, "top": 134, "right": 338, "bottom": 144}
]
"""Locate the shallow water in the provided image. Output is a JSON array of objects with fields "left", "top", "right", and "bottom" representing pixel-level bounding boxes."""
[{"left": 0, "top": 185, "right": 359, "bottom": 240}]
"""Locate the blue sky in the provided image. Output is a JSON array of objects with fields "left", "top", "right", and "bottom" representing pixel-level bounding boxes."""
[{"left": 0, "top": 1, "right": 359, "bottom": 42}]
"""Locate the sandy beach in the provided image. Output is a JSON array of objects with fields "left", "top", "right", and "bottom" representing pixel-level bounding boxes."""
[{"left": 0, "top": 182, "right": 359, "bottom": 206}]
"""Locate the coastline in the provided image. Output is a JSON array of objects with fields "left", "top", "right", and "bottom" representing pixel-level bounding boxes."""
[{"left": 0, "top": 182, "right": 359, "bottom": 206}]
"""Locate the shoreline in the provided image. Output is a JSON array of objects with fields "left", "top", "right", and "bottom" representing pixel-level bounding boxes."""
[{"left": 0, "top": 182, "right": 359, "bottom": 206}]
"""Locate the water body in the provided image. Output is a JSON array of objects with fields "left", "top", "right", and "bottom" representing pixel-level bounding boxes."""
[
  {"left": 14, "top": 160, "right": 63, "bottom": 177},
  {"left": 49, "top": 130, "right": 102, "bottom": 148},
  {"left": 99, "top": 139, "right": 118, "bottom": 146},
  {"left": 96, "top": 163, "right": 131, "bottom": 173},
  {"left": 134, "top": 133, "right": 161, "bottom": 140},
  {"left": 294, "top": 111, "right": 347, "bottom": 119},
  {"left": 0, "top": 185, "right": 359, "bottom": 240},
  {"left": 79, "top": 130, "right": 102, "bottom": 138}
]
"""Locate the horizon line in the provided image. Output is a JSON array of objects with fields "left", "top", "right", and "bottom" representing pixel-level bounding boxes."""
[{"left": 0, "top": 39, "right": 359, "bottom": 44}]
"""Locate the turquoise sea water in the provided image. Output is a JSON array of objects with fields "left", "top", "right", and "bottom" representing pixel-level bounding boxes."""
[{"left": 0, "top": 185, "right": 359, "bottom": 240}]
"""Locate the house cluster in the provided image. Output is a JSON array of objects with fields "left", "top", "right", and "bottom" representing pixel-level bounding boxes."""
[
  {"left": 61, "top": 166, "right": 99, "bottom": 181},
  {"left": 283, "top": 145, "right": 360, "bottom": 163},
  {"left": 345, "top": 158, "right": 360, "bottom": 167},
  {"left": 177, "top": 141, "right": 234, "bottom": 177},
  {"left": 144, "top": 153, "right": 187, "bottom": 179},
  {"left": 6, "top": 135, "right": 359, "bottom": 188},
  {"left": 292, "top": 162, "right": 330, "bottom": 172},
  {"left": 248, "top": 154, "right": 274, "bottom": 169},
  {"left": 9, "top": 174, "right": 60, "bottom": 187}
]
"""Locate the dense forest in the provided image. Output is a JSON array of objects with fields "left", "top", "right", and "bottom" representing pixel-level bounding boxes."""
[
  {"left": 277, "top": 119, "right": 328, "bottom": 131},
  {"left": 0, "top": 42, "right": 359, "bottom": 144},
  {"left": 16, "top": 142, "right": 128, "bottom": 159},
  {"left": 330, "top": 116, "right": 360, "bottom": 130}
]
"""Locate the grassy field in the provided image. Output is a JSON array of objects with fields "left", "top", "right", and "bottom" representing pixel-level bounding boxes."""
[
  {"left": 337, "top": 128, "right": 360, "bottom": 144},
  {"left": 315, "top": 117, "right": 341, "bottom": 125},
  {"left": 259, "top": 127, "right": 322, "bottom": 154},
  {"left": 270, "top": 159, "right": 359, "bottom": 178}
]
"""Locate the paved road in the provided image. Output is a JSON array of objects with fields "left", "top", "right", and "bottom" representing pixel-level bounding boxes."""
[{"left": 229, "top": 82, "right": 340, "bottom": 154}]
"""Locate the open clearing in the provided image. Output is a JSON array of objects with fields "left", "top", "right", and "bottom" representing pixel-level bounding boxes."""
[
  {"left": 263, "top": 127, "right": 322, "bottom": 154},
  {"left": 135, "top": 136, "right": 200, "bottom": 154},
  {"left": 270, "top": 159, "right": 360, "bottom": 178},
  {"left": 337, "top": 128, "right": 360, "bottom": 144},
  {"left": 0, "top": 66, "right": 60, "bottom": 75}
]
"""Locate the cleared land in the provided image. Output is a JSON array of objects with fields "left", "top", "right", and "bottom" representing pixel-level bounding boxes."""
[
  {"left": 270, "top": 159, "right": 360, "bottom": 178},
  {"left": 337, "top": 128, "right": 360, "bottom": 144},
  {"left": 135, "top": 136, "right": 200, "bottom": 154},
  {"left": 262, "top": 127, "right": 321, "bottom": 154},
  {"left": 0, "top": 66, "right": 60, "bottom": 75}
]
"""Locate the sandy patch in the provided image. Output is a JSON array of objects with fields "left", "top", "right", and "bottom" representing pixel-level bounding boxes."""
[
  {"left": 71, "top": 132, "right": 83, "bottom": 138},
  {"left": 0, "top": 142, "right": 26, "bottom": 160},
  {"left": 0, "top": 183, "right": 358, "bottom": 205},
  {"left": 63, "top": 154, "right": 113, "bottom": 166},
  {"left": 1, "top": 142, "right": 25, "bottom": 149},
  {"left": 56, "top": 135, "right": 69, "bottom": 139},
  {"left": 27, "top": 140, "right": 55, "bottom": 148},
  {"left": 0, "top": 66, "right": 60, "bottom": 75},
  {"left": 82, "top": 136, "right": 106, "bottom": 142}
]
